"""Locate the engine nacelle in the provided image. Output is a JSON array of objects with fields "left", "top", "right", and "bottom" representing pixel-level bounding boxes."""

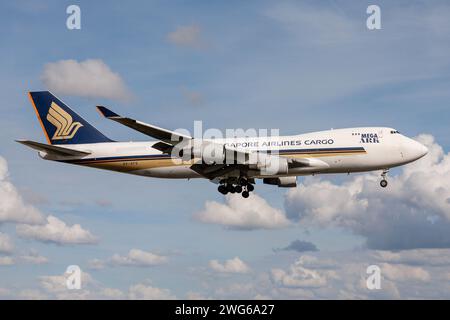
[{"left": 263, "top": 176, "right": 297, "bottom": 188}]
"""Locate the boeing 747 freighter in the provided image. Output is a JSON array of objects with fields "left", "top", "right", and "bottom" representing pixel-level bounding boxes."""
[{"left": 18, "top": 91, "right": 428, "bottom": 198}]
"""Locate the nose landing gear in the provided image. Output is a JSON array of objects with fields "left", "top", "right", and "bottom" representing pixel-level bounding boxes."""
[{"left": 380, "top": 169, "right": 389, "bottom": 188}]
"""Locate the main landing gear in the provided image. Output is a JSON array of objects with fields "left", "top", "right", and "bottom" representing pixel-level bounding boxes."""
[
  {"left": 218, "top": 177, "right": 254, "bottom": 198},
  {"left": 380, "top": 169, "right": 389, "bottom": 188}
]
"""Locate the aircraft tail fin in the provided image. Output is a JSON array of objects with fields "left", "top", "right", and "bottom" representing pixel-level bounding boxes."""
[{"left": 28, "top": 91, "right": 113, "bottom": 145}]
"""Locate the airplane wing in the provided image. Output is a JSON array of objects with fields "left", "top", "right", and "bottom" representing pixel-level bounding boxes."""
[
  {"left": 16, "top": 140, "right": 90, "bottom": 157},
  {"left": 96, "top": 106, "right": 328, "bottom": 179},
  {"left": 96, "top": 106, "right": 191, "bottom": 144}
]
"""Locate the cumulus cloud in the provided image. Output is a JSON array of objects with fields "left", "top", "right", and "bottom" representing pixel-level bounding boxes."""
[
  {"left": 372, "top": 248, "right": 450, "bottom": 266},
  {"left": 41, "top": 59, "right": 132, "bottom": 101},
  {"left": 128, "top": 283, "right": 176, "bottom": 300},
  {"left": 1, "top": 157, "right": 94, "bottom": 246},
  {"left": 109, "top": 249, "right": 168, "bottom": 267},
  {"left": 88, "top": 249, "right": 168, "bottom": 269},
  {"left": 0, "top": 157, "right": 45, "bottom": 225},
  {"left": 0, "top": 288, "right": 11, "bottom": 297},
  {"left": 274, "top": 239, "right": 318, "bottom": 253},
  {"left": 0, "top": 232, "right": 14, "bottom": 254},
  {"left": 99, "top": 288, "right": 125, "bottom": 300},
  {"left": 40, "top": 273, "right": 82, "bottom": 293},
  {"left": 37, "top": 271, "right": 104, "bottom": 300},
  {"left": 186, "top": 291, "right": 209, "bottom": 300},
  {"left": 19, "top": 251, "right": 48, "bottom": 264},
  {"left": 17, "top": 289, "right": 49, "bottom": 300},
  {"left": 16, "top": 215, "right": 98, "bottom": 245},
  {"left": 194, "top": 194, "right": 291, "bottom": 230},
  {"left": 167, "top": 24, "right": 203, "bottom": 48},
  {"left": 38, "top": 272, "right": 173, "bottom": 300},
  {"left": 201, "top": 249, "right": 450, "bottom": 299},
  {"left": 87, "top": 258, "right": 105, "bottom": 270},
  {"left": 380, "top": 263, "right": 430, "bottom": 282},
  {"left": 209, "top": 257, "right": 251, "bottom": 274},
  {"left": 0, "top": 256, "right": 14, "bottom": 265},
  {"left": 0, "top": 250, "right": 47, "bottom": 266},
  {"left": 285, "top": 134, "right": 450, "bottom": 250},
  {"left": 271, "top": 257, "right": 331, "bottom": 288}
]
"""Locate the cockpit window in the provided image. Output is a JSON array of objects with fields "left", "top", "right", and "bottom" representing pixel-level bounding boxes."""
[{"left": 390, "top": 130, "right": 400, "bottom": 134}]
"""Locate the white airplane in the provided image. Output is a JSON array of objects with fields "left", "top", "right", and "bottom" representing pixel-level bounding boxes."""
[{"left": 18, "top": 91, "right": 428, "bottom": 198}]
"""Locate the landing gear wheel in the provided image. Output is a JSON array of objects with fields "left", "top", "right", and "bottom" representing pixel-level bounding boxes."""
[
  {"left": 380, "top": 169, "right": 389, "bottom": 188},
  {"left": 242, "top": 191, "right": 249, "bottom": 198},
  {"left": 235, "top": 185, "right": 243, "bottom": 193},
  {"left": 247, "top": 184, "right": 254, "bottom": 192},
  {"left": 218, "top": 185, "right": 227, "bottom": 195}
]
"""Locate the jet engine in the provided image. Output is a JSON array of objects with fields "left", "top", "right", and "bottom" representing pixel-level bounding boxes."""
[{"left": 263, "top": 176, "right": 297, "bottom": 188}]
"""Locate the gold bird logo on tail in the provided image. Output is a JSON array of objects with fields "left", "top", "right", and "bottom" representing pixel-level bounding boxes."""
[{"left": 46, "top": 102, "right": 83, "bottom": 140}]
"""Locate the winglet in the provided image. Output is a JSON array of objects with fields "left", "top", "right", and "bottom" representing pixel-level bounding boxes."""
[{"left": 96, "top": 106, "right": 120, "bottom": 118}]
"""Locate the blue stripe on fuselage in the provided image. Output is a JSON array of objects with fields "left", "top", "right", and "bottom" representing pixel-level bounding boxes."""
[{"left": 61, "top": 146, "right": 366, "bottom": 164}]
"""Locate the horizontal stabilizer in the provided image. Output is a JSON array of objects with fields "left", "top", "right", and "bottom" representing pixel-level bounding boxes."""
[
  {"left": 152, "top": 141, "right": 174, "bottom": 153},
  {"left": 16, "top": 140, "right": 90, "bottom": 157}
]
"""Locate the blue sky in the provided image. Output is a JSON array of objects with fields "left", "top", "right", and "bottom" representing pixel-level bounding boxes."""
[{"left": 1, "top": 0, "right": 450, "bottom": 299}]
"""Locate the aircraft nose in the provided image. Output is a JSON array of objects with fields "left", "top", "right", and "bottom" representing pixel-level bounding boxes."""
[{"left": 410, "top": 140, "right": 428, "bottom": 160}]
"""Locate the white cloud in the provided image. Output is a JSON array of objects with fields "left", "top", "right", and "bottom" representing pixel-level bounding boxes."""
[
  {"left": 37, "top": 271, "right": 127, "bottom": 300},
  {"left": 167, "top": 24, "right": 203, "bottom": 48},
  {"left": 285, "top": 134, "right": 450, "bottom": 250},
  {"left": 0, "top": 157, "right": 45, "bottom": 225},
  {"left": 271, "top": 258, "right": 329, "bottom": 288},
  {"left": 0, "top": 232, "right": 14, "bottom": 254},
  {"left": 0, "top": 256, "right": 14, "bottom": 265},
  {"left": 209, "top": 257, "right": 251, "bottom": 274},
  {"left": 41, "top": 59, "right": 132, "bottom": 101},
  {"left": 195, "top": 193, "right": 291, "bottom": 230},
  {"left": 5, "top": 271, "right": 177, "bottom": 300},
  {"left": 16, "top": 215, "right": 98, "bottom": 245},
  {"left": 214, "top": 283, "right": 257, "bottom": 299},
  {"left": 128, "top": 283, "right": 176, "bottom": 300},
  {"left": 17, "top": 289, "right": 48, "bottom": 300},
  {"left": 186, "top": 291, "right": 209, "bottom": 300},
  {"left": 0, "top": 288, "right": 11, "bottom": 297},
  {"left": 1, "top": 156, "right": 96, "bottom": 248},
  {"left": 205, "top": 249, "right": 449, "bottom": 299},
  {"left": 87, "top": 258, "right": 105, "bottom": 270},
  {"left": 109, "top": 249, "right": 168, "bottom": 267},
  {"left": 380, "top": 263, "right": 430, "bottom": 282},
  {"left": 19, "top": 251, "right": 48, "bottom": 264},
  {"left": 372, "top": 249, "right": 450, "bottom": 266},
  {"left": 99, "top": 288, "right": 126, "bottom": 300},
  {"left": 39, "top": 272, "right": 95, "bottom": 298}
]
